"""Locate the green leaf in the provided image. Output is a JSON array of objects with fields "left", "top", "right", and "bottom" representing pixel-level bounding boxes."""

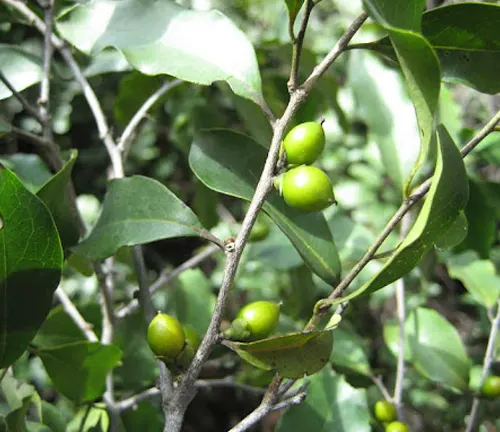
[
  {"left": 455, "top": 179, "right": 496, "bottom": 258},
  {"left": 433, "top": 210, "right": 468, "bottom": 251},
  {"left": 0, "top": 167, "right": 63, "bottom": 368},
  {"left": 284, "top": 0, "right": 305, "bottom": 28},
  {"left": 33, "top": 304, "right": 102, "bottom": 347},
  {"left": 173, "top": 269, "right": 216, "bottom": 335},
  {"left": 66, "top": 404, "right": 109, "bottom": 432},
  {"left": 189, "top": 129, "right": 341, "bottom": 285},
  {"left": 36, "top": 150, "right": 81, "bottom": 251},
  {"left": 384, "top": 307, "right": 470, "bottom": 391},
  {"left": 0, "top": 154, "right": 52, "bottom": 193},
  {"left": 446, "top": 252, "right": 500, "bottom": 308},
  {"left": 330, "top": 321, "right": 371, "bottom": 377},
  {"left": 422, "top": 3, "right": 500, "bottom": 94},
  {"left": 225, "top": 329, "right": 333, "bottom": 379},
  {"left": 0, "top": 44, "right": 43, "bottom": 100},
  {"left": 73, "top": 175, "right": 203, "bottom": 260},
  {"left": 363, "top": 0, "right": 440, "bottom": 194},
  {"left": 0, "top": 374, "right": 37, "bottom": 431},
  {"left": 333, "top": 125, "right": 468, "bottom": 304},
  {"left": 347, "top": 51, "right": 421, "bottom": 191},
  {"left": 40, "top": 401, "right": 68, "bottom": 432},
  {"left": 276, "top": 368, "right": 370, "bottom": 432},
  {"left": 56, "top": 0, "right": 264, "bottom": 105},
  {"left": 38, "top": 341, "right": 122, "bottom": 404},
  {"left": 362, "top": 0, "right": 425, "bottom": 31}
]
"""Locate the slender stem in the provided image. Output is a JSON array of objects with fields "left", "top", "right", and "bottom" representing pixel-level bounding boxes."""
[
  {"left": 55, "top": 288, "right": 99, "bottom": 342},
  {"left": 228, "top": 392, "right": 307, "bottom": 432},
  {"left": 393, "top": 213, "right": 412, "bottom": 414},
  {"left": 118, "top": 79, "right": 183, "bottom": 154},
  {"left": 1, "top": 0, "right": 123, "bottom": 178},
  {"left": 38, "top": 0, "right": 54, "bottom": 142},
  {"left": 0, "top": 72, "right": 43, "bottom": 122},
  {"left": 465, "top": 299, "right": 500, "bottom": 432},
  {"left": 288, "top": 0, "right": 315, "bottom": 92},
  {"left": 93, "top": 261, "right": 116, "bottom": 345},
  {"left": 116, "top": 244, "right": 219, "bottom": 319},
  {"left": 371, "top": 375, "right": 392, "bottom": 401}
]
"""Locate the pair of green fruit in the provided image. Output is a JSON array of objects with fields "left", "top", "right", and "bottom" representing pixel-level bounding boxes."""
[
  {"left": 276, "top": 122, "right": 336, "bottom": 213},
  {"left": 374, "top": 400, "right": 408, "bottom": 432},
  {"left": 147, "top": 301, "right": 280, "bottom": 372},
  {"left": 147, "top": 313, "right": 200, "bottom": 373}
]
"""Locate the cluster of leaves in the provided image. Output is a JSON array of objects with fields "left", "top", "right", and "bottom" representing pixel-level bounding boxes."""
[{"left": 0, "top": 0, "right": 500, "bottom": 431}]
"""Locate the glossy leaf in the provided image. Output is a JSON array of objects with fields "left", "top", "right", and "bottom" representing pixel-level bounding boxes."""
[
  {"left": 56, "top": 0, "right": 264, "bottom": 105},
  {"left": 0, "top": 154, "right": 52, "bottom": 193},
  {"left": 225, "top": 329, "right": 333, "bottom": 379},
  {"left": 276, "top": 368, "right": 370, "bottom": 432},
  {"left": 333, "top": 126, "right": 468, "bottom": 304},
  {"left": 384, "top": 307, "right": 470, "bottom": 391},
  {"left": 433, "top": 210, "right": 468, "bottom": 251},
  {"left": 0, "top": 167, "right": 63, "bottom": 368},
  {"left": 285, "top": 0, "right": 305, "bottom": 28},
  {"left": 446, "top": 252, "right": 500, "bottom": 308},
  {"left": 38, "top": 341, "right": 122, "bottom": 404},
  {"left": 0, "top": 44, "right": 43, "bottom": 100},
  {"left": 455, "top": 179, "right": 496, "bottom": 258},
  {"left": 73, "top": 175, "right": 203, "bottom": 260},
  {"left": 422, "top": 3, "right": 500, "bottom": 94},
  {"left": 36, "top": 150, "right": 81, "bottom": 251},
  {"left": 189, "top": 129, "right": 341, "bottom": 284},
  {"left": 363, "top": 0, "right": 440, "bottom": 194}
]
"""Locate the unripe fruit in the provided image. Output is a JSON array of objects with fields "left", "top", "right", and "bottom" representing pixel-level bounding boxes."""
[
  {"left": 283, "top": 121, "right": 325, "bottom": 165},
  {"left": 249, "top": 218, "right": 270, "bottom": 242},
  {"left": 385, "top": 421, "right": 409, "bottom": 432},
  {"left": 224, "top": 301, "right": 280, "bottom": 342},
  {"left": 374, "top": 400, "right": 397, "bottom": 423},
  {"left": 147, "top": 313, "right": 185, "bottom": 359},
  {"left": 281, "top": 166, "right": 335, "bottom": 213},
  {"left": 481, "top": 375, "right": 500, "bottom": 398}
]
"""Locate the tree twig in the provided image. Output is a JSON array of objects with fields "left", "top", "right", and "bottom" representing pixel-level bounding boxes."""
[
  {"left": 0, "top": 71, "right": 43, "bottom": 122},
  {"left": 465, "top": 299, "right": 500, "bottom": 432},
  {"left": 116, "top": 244, "right": 220, "bottom": 319},
  {"left": 55, "top": 288, "right": 98, "bottom": 342},
  {"left": 162, "top": 12, "right": 369, "bottom": 432},
  {"left": 118, "top": 79, "right": 183, "bottom": 154},
  {"left": 287, "top": 0, "right": 315, "bottom": 92},
  {"left": 37, "top": 0, "right": 54, "bottom": 142},
  {"left": 393, "top": 213, "right": 412, "bottom": 416}
]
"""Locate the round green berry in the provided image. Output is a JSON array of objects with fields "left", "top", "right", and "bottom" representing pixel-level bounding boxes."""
[
  {"left": 374, "top": 400, "right": 397, "bottom": 423},
  {"left": 481, "top": 375, "right": 500, "bottom": 398},
  {"left": 283, "top": 121, "right": 325, "bottom": 165},
  {"left": 281, "top": 165, "right": 335, "bottom": 213},
  {"left": 385, "top": 421, "right": 409, "bottom": 432},
  {"left": 147, "top": 313, "right": 185, "bottom": 359}
]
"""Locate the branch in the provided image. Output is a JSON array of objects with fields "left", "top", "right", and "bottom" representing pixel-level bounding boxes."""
[
  {"left": 1, "top": 0, "right": 124, "bottom": 178},
  {"left": 0, "top": 71, "right": 43, "bottom": 122},
  {"left": 393, "top": 213, "right": 413, "bottom": 415},
  {"left": 465, "top": 299, "right": 500, "bottom": 432},
  {"left": 287, "top": 0, "right": 315, "bottom": 92},
  {"left": 162, "top": 12, "right": 369, "bottom": 432},
  {"left": 118, "top": 79, "right": 183, "bottom": 154},
  {"left": 55, "top": 288, "right": 98, "bottom": 342},
  {"left": 37, "top": 0, "right": 54, "bottom": 142},
  {"left": 328, "top": 107, "right": 500, "bottom": 304},
  {"left": 115, "top": 244, "right": 219, "bottom": 319}
]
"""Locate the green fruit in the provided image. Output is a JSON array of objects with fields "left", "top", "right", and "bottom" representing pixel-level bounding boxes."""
[
  {"left": 283, "top": 122, "right": 325, "bottom": 165},
  {"left": 147, "top": 313, "right": 185, "bottom": 359},
  {"left": 481, "top": 375, "right": 500, "bottom": 398},
  {"left": 374, "top": 400, "right": 397, "bottom": 423},
  {"left": 249, "top": 218, "right": 270, "bottom": 242},
  {"left": 183, "top": 325, "right": 201, "bottom": 351},
  {"left": 281, "top": 165, "right": 335, "bottom": 212},
  {"left": 225, "top": 301, "right": 280, "bottom": 341},
  {"left": 385, "top": 421, "right": 409, "bottom": 432}
]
